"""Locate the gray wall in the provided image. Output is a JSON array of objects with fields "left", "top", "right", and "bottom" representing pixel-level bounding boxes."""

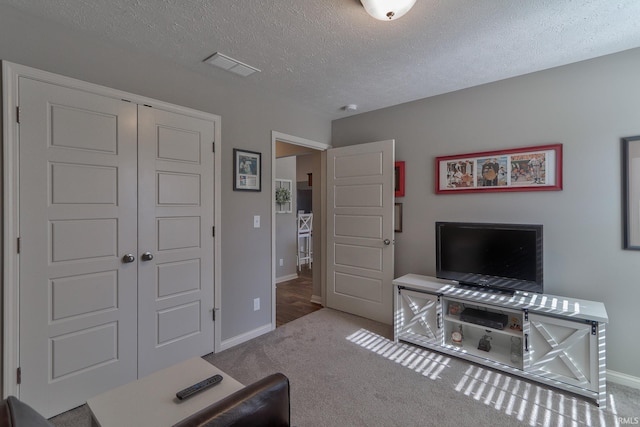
[
  {"left": 296, "top": 154, "right": 315, "bottom": 182},
  {"left": 0, "top": 5, "right": 332, "bottom": 345},
  {"left": 275, "top": 157, "right": 298, "bottom": 279},
  {"left": 332, "top": 47, "right": 640, "bottom": 378}
]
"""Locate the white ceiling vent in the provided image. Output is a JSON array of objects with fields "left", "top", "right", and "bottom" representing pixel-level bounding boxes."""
[{"left": 204, "top": 52, "right": 261, "bottom": 77}]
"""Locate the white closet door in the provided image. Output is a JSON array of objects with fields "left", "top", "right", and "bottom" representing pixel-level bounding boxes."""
[
  {"left": 137, "top": 106, "right": 215, "bottom": 376},
  {"left": 18, "top": 77, "right": 138, "bottom": 417}
]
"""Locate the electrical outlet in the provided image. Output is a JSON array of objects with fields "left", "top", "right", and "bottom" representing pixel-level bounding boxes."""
[
  {"left": 253, "top": 215, "right": 260, "bottom": 228},
  {"left": 279, "top": 259, "right": 283, "bottom": 267},
  {"left": 253, "top": 298, "right": 260, "bottom": 311}
]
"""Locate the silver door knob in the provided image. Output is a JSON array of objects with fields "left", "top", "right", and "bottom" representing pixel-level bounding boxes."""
[
  {"left": 122, "top": 254, "right": 135, "bottom": 263},
  {"left": 141, "top": 252, "right": 154, "bottom": 261},
  {"left": 383, "top": 239, "right": 391, "bottom": 246}
]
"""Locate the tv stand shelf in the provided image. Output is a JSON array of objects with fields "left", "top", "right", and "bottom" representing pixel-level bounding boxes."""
[
  {"left": 393, "top": 274, "right": 608, "bottom": 409},
  {"left": 443, "top": 315, "right": 522, "bottom": 338}
]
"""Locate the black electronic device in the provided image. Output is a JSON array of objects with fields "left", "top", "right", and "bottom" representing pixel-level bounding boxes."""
[
  {"left": 478, "top": 334, "right": 492, "bottom": 352},
  {"left": 460, "top": 308, "right": 508, "bottom": 330},
  {"left": 176, "top": 374, "right": 223, "bottom": 400},
  {"left": 435, "top": 222, "right": 543, "bottom": 294}
]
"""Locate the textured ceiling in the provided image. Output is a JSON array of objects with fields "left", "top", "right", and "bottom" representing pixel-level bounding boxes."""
[{"left": 4, "top": 0, "right": 640, "bottom": 119}]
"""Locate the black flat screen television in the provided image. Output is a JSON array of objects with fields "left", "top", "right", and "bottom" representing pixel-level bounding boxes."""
[{"left": 435, "top": 222, "right": 543, "bottom": 294}]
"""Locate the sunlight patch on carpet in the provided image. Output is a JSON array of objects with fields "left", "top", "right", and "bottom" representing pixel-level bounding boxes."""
[
  {"left": 346, "top": 328, "right": 451, "bottom": 380},
  {"left": 455, "top": 364, "right": 620, "bottom": 426},
  {"left": 347, "top": 328, "right": 622, "bottom": 427}
]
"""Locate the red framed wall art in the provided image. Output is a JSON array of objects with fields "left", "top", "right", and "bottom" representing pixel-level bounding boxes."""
[
  {"left": 395, "top": 161, "right": 405, "bottom": 197},
  {"left": 435, "top": 144, "right": 562, "bottom": 194}
]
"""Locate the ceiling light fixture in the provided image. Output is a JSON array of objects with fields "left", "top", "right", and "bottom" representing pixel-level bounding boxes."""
[{"left": 360, "top": 0, "right": 416, "bottom": 21}]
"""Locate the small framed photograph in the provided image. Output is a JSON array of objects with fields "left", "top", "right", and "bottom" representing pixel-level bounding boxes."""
[
  {"left": 395, "top": 161, "right": 405, "bottom": 197},
  {"left": 394, "top": 202, "right": 403, "bottom": 232},
  {"left": 622, "top": 136, "right": 640, "bottom": 249},
  {"left": 233, "top": 148, "right": 261, "bottom": 192}
]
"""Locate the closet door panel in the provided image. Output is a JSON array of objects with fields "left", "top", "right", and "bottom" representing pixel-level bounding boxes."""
[
  {"left": 18, "top": 77, "right": 138, "bottom": 418},
  {"left": 137, "top": 106, "right": 215, "bottom": 377}
]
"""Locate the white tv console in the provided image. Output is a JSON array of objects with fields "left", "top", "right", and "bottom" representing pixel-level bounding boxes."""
[{"left": 393, "top": 274, "right": 608, "bottom": 408}]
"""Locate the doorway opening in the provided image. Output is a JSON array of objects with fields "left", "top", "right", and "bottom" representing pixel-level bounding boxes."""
[{"left": 271, "top": 132, "right": 330, "bottom": 328}]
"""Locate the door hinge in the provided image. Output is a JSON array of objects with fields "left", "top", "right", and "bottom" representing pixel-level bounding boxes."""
[
  {"left": 212, "top": 310, "right": 216, "bottom": 321},
  {"left": 17, "top": 367, "right": 21, "bottom": 385},
  {"left": 17, "top": 237, "right": 20, "bottom": 254},
  {"left": 591, "top": 320, "right": 597, "bottom": 335},
  {"left": 16, "top": 106, "right": 21, "bottom": 124},
  {"left": 212, "top": 226, "right": 215, "bottom": 237},
  {"left": 212, "top": 142, "right": 215, "bottom": 153},
  {"left": 523, "top": 309, "right": 529, "bottom": 321}
]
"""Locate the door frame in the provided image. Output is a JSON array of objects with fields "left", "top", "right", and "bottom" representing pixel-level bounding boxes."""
[
  {"left": 270, "top": 131, "right": 330, "bottom": 329},
  {"left": 2, "top": 62, "right": 223, "bottom": 398}
]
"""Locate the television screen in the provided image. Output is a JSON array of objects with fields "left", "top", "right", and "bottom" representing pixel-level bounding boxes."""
[{"left": 435, "top": 222, "right": 543, "bottom": 294}]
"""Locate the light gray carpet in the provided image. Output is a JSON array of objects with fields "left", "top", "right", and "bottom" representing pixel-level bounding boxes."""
[{"left": 50, "top": 308, "right": 639, "bottom": 426}]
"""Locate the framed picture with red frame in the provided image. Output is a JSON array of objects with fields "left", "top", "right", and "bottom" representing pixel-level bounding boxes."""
[
  {"left": 435, "top": 144, "right": 562, "bottom": 194},
  {"left": 395, "top": 161, "right": 405, "bottom": 197}
]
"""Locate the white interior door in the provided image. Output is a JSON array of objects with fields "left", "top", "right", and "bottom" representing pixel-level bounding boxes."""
[
  {"left": 137, "top": 106, "right": 215, "bottom": 376},
  {"left": 326, "top": 140, "right": 395, "bottom": 324},
  {"left": 18, "top": 77, "right": 138, "bottom": 417},
  {"left": 16, "top": 73, "right": 217, "bottom": 417}
]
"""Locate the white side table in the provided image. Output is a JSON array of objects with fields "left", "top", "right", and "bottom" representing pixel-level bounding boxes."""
[{"left": 87, "top": 357, "right": 244, "bottom": 427}]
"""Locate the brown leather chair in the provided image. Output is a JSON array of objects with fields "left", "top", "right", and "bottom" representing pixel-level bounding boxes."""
[
  {"left": 172, "top": 373, "right": 290, "bottom": 427},
  {"left": 0, "top": 373, "right": 290, "bottom": 427},
  {"left": 0, "top": 396, "right": 54, "bottom": 427}
]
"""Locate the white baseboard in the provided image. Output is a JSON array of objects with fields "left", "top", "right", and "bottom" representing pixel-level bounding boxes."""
[
  {"left": 310, "top": 294, "right": 323, "bottom": 305},
  {"left": 219, "top": 323, "right": 272, "bottom": 352},
  {"left": 276, "top": 273, "right": 299, "bottom": 285},
  {"left": 608, "top": 369, "right": 640, "bottom": 389}
]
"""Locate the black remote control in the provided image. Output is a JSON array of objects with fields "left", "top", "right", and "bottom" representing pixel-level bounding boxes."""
[{"left": 176, "top": 374, "right": 223, "bottom": 400}]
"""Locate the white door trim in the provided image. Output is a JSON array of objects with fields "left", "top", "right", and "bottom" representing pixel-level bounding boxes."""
[
  {"left": 270, "top": 131, "right": 330, "bottom": 330},
  {"left": 3, "top": 61, "right": 22, "bottom": 396},
  {"left": 2, "top": 61, "right": 223, "bottom": 398}
]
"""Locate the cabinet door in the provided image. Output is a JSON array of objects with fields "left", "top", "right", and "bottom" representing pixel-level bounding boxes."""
[
  {"left": 525, "top": 314, "right": 598, "bottom": 392},
  {"left": 396, "top": 289, "right": 441, "bottom": 345}
]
